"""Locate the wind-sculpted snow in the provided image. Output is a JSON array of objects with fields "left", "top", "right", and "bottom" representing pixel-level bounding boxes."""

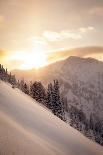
[{"left": 0, "top": 81, "right": 103, "bottom": 155}]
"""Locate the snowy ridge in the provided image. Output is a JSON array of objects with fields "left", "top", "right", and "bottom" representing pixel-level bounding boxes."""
[
  {"left": 37, "top": 57, "right": 103, "bottom": 121},
  {"left": 0, "top": 81, "right": 103, "bottom": 155},
  {"left": 12, "top": 56, "right": 103, "bottom": 122},
  {"left": 11, "top": 56, "right": 103, "bottom": 145}
]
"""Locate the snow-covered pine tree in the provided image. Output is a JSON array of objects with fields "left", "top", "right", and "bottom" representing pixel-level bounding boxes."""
[
  {"left": 23, "top": 83, "right": 29, "bottom": 94},
  {"left": 17, "top": 80, "right": 20, "bottom": 89},
  {"left": 46, "top": 83, "right": 54, "bottom": 110},
  {"left": 0, "top": 65, "right": 2, "bottom": 80},
  {"left": 30, "top": 81, "right": 46, "bottom": 104},
  {"left": 19, "top": 79, "right": 25, "bottom": 91},
  {"left": 0, "top": 64, "right": 17, "bottom": 87},
  {"left": 37, "top": 82, "right": 46, "bottom": 103},
  {"left": 29, "top": 81, "right": 33, "bottom": 97},
  {"left": 0, "top": 65, "right": 6, "bottom": 81},
  {"left": 52, "top": 80, "right": 65, "bottom": 121},
  {"left": 8, "top": 72, "right": 12, "bottom": 83},
  {"left": 11, "top": 75, "right": 16, "bottom": 86},
  {"left": 89, "top": 113, "right": 95, "bottom": 131}
]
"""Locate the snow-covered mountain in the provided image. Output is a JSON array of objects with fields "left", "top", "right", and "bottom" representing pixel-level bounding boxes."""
[
  {"left": 12, "top": 56, "right": 103, "bottom": 122},
  {"left": 43, "top": 57, "right": 103, "bottom": 120},
  {"left": 0, "top": 81, "right": 103, "bottom": 155}
]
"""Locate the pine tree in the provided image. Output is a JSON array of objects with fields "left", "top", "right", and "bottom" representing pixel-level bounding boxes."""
[
  {"left": 8, "top": 72, "right": 11, "bottom": 83},
  {"left": 30, "top": 81, "right": 46, "bottom": 104},
  {"left": 48, "top": 80, "right": 65, "bottom": 121},
  {"left": 19, "top": 79, "right": 25, "bottom": 91},
  {"left": 23, "top": 83, "right": 29, "bottom": 94},
  {"left": 89, "top": 113, "right": 95, "bottom": 131},
  {"left": 29, "top": 81, "right": 33, "bottom": 96},
  {"left": 0, "top": 64, "right": 17, "bottom": 87},
  {"left": 46, "top": 83, "right": 54, "bottom": 109}
]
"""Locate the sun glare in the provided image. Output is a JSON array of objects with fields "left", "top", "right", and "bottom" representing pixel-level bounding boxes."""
[
  {"left": 9, "top": 50, "right": 48, "bottom": 70},
  {"left": 21, "top": 52, "right": 47, "bottom": 70}
]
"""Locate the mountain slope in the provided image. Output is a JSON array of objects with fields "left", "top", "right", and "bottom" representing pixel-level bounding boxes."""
[
  {"left": 0, "top": 81, "right": 103, "bottom": 155},
  {"left": 12, "top": 57, "right": 103, "bottom": 120}
]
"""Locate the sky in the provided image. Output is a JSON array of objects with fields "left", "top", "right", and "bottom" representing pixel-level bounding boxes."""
[{"left": 0, "top": 0, "right": 103, "bottom": 70}]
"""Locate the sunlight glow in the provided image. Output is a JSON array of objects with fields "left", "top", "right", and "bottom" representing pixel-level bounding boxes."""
[
  {"left": 9, "top": 49, "right": 48, "bottom": 70},
  {"left": 84, "top": 53, "right": 103, "bottom": 62},
  {"left": 21, "top": 52, "right": 47, "bottom": 69}
]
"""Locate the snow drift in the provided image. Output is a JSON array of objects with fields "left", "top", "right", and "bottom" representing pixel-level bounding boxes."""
[{"left": 0, "top": 81, "right": 103, "bottom": 155}]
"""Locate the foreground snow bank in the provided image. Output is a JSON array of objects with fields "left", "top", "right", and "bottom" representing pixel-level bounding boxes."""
[{"left": 0, "top": 81, "right": 103, "bottom": 155}]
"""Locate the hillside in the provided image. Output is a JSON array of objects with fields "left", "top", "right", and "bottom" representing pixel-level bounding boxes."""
[
  {"left": 11, "top": 56, "right": 103, "bottom": 145},
  {"left": 12, "top": 56, "right": 103, "bottom": 120},
  {"left": 0, "top": 81, "right": 103, "bottom": 155}
]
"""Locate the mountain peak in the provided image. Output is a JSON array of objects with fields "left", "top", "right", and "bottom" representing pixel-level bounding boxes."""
[
  {"left": 66, "top": 56, "right": 100, "bottom": 64},
  {"left": 68, "top": 56, "right": 83, "bottom": 60}
]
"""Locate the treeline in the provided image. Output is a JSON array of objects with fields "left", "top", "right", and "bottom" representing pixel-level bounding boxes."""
[
  {"left": 69, "top": 106, "right": 103, "bottom": 145},
  {"left": 17, "top": 79, "right": 66, "bottom": 121},
  {"left": 0, "top": 64, "right": 103, "bottom": 146},
  {"left": 0, "top": 64, "right": 16, "bottom": 85},
  {"left": 16, "top": 77, "right": 103, "bottom": 146},
  {"left": 0, "top": 64, "right": 66, "bottom": 121}
]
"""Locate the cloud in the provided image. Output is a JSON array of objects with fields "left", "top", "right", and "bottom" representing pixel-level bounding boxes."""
[
  {"left": 47, "top": 46, "right": 103, "bottom": 63},
  {"left": 47, "top": 50, "right": 70, "bottom": 62},
  {"left": 43, "top": 30, "right": 82, "bottom": 42},
  {"left": 61, "top": 31, "right": 82, "bottom": 39},
  {"left": 31, "top": 36, "right": 48, "bottom": 45},
  {"left": 79, "top": 26, "right": 95, "bottom": 33},
  {"left": 43, "top": 26, "right": 96, "bottom": 42},
  {"left": 27, "top": 27, "right": 96, "bottom": 53},
  {"left": 43, "top": 31, "right": 62, "bottom": 41},
  {"left": 72, "top": 46, "right": 103, "bottom": 57}
]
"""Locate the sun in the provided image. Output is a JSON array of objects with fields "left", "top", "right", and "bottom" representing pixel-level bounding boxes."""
[
  {"left": 8, "top": 50, "right": 48, "bottom": 70},
  {"left": 20, "top": 52, "right": 47, "bottom": 70}
]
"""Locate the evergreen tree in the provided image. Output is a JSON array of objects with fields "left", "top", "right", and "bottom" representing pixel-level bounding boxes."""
[
  {"left": 11, "top": 75, "right": 16, "bottom": 86},
  {"left": 29, "top": 81, "right": 33, "bottom": 96},
  {"left": 30, "top": 81, "right": 46, "bottom": 103},
  {"left": 46, "top": 83, "right": 54, "bottom": 109},
  {"left": 8, "top": 72, "right": 12, "bottom": 83},
  {"left": 0, "top": 64, "right": 17, "bottom": 86},
  {"left": 47, "top": 80, "right": 65, "bottom": 121},
  {"left": 5, "top": 68, "right": 7, "bottom": 75},
  {"left": 23, "top": 83, "right": 29, "bottom": 94},
  {"left": 19, "top": 79, "right": 25, "bottom": 91},
  {"left": 89, "top": 113, "right": 95, "bottom": 131}
]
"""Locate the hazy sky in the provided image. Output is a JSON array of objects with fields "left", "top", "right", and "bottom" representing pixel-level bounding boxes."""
[{"left": 0, "top": 0, "right": 103, "bottom": 69}]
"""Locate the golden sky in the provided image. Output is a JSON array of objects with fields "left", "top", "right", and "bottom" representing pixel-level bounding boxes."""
[
  {"left": 0, "top": 0, "right": 103, "bottom": 70},
  {"left": 0, "top": 47, "right": 103, "bottom": 70}
]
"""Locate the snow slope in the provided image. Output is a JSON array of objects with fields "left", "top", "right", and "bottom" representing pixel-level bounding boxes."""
[{"left": 0, "top": 81, "right": 103, "bottom": 155}]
